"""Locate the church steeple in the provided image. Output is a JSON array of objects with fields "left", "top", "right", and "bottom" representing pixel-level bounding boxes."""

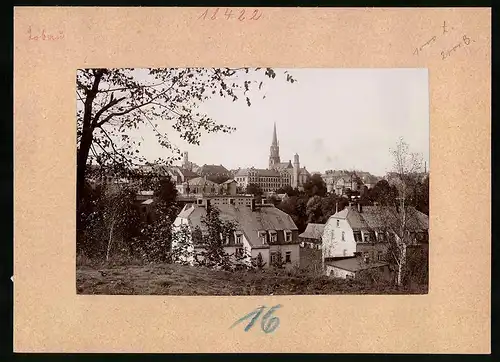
[
  {"left": 269, "top": 122, "right": 281, "bottom": 169},
  {"left": 272, "top": 122, "right": 278, "bottom": 146}
]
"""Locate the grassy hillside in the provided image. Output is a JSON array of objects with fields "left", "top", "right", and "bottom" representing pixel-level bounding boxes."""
[{"left": 76, "top": 263, "right": 426, "bottom": 295}]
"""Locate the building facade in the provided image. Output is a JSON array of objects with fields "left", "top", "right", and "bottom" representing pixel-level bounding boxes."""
[
  {"left": 172, "top": 196, "right": 301, "bottom": 269},
  {"left": 321, "top": 203, "right": 429, "bottom": 279},
  {"left": 234, "top": 123, "right": 310, "bottom": 192}
]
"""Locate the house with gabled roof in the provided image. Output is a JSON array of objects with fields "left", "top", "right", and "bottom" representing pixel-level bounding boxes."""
[
  {"left": 299, "top": 223, "right": 325, "bottom": 250},
  {"left": 321, "top": 203, "right": 429, "bottom": 280},
  {"left": 172, "top": 196, "right": 300, "bottom": 268}
]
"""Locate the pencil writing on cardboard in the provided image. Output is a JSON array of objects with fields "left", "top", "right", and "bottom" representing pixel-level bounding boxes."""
[
  {"left": 413, "top": 21, "right": 476, "bottom": 60},
  {"left": 28, "top": 26, "right": 64, "bottom": 41},
  {"left": 198, "top": 8, "right": 263, "bottom": 21}
]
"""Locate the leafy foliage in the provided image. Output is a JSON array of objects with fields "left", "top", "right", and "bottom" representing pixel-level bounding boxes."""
[
  {"left": 76, "top": 67, "right": 296, "bottom": 230},
  {"left": 276, "top": 185, "right": 299, "bottom": 197},
  {"left": 77, "top": 183, "right": 142, "bottom": 261},
  {"left": 303, "top": 173, "right": 327, "bottom": 197},
  {"left": 252, "top": 252, "right": 267, "bottom": 270},
  {"left": 306, "top": 195, "right": 323, "bottom": 223},
  {"left": 194, "top": 206, "right": 238, "bottom": 271},
  {"left": 271, "top": 248, "right": 285, "bottom": 269},
  {"left": 245, "top": 183, "right": 263, "bottom": 197}
]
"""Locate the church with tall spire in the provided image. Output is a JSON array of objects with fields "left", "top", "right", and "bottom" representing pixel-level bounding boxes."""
[
  {"left": 269, "top": 122, "right": 281, "bottom": 169},
  {"left": 234, "top": 123, "right": 310, "bottom": 192}
]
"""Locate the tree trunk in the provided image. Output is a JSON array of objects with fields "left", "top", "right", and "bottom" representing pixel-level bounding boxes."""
[
  {"left": 396, "top": 261, "right": 403, "bottom": 286},
  {"left": 76, "top": 69, "right": 105, "bottom": 230},
  {"left": 106, "top": 219, "right": 116, "bottom": 261}
]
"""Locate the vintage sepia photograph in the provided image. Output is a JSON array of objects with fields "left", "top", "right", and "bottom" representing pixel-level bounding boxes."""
[{"left": 76, "top": 67, "right": 429, "bottom": 295}]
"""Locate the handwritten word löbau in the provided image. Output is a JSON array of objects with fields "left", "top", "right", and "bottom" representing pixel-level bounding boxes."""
[{"left": 28, "top": 26, "right": 64, "bottom": 41}]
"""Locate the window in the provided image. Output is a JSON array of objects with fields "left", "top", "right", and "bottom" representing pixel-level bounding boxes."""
[
  {"left": 378, "top": 232, "right": 386, "bottom": 242},
  {"left": 285, "top": 231, "right": 292, "bottom": 242},
  {"left": 230, "top": 199, "right": 235, "bottom": 205},
  {"left": 259, "top": 232, "right": 267, "bottom": 244},
  {"left": 343, "top": 249, "right": 347, "bottom": 256},
  {"left": 378, "top": 251, "right": 383, "bottom": 261},
  {"left": 235, "top": 248, "right": 244, "bottom": 258},
  {"left": 236, "top": 234, "right": 243, "bottom": 245},
  {"left": 363, "top": 232, "right": 371, "bottom": 243},
  {"left": 270, "top": 232, "right": 277, "bottom": 243},
  {"left": 336, "top": 220, "right": 340, "bottom": 227},
  {"left": 353, "top": 231, "right": 362, "bottom": 242},
  {"left": 285, "top": 251, "right": 291, "bottom": 263},
  {"left": 341, "top": 231, "right": 345, "bottom": 241},
  {"left": 270, "top": 252, "right": 278, "bottom": 264}
]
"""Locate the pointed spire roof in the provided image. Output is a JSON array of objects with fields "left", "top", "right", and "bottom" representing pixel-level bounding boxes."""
[{"left": 272, "top": 122, "right": 278, "bottom": 145}]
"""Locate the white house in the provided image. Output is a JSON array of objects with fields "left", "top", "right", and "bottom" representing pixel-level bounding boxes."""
[
  {"left": 322, "top": 203, "right": 429, "bottom": 279},
  {"left": 172, "top": 196, "right": 301, "bottom": 269}
]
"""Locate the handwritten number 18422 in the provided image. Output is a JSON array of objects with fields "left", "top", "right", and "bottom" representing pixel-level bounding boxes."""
[
  {"left": 198, "top": 8, "right": 262, "bottom": 21},
  {"left": 231, "top": 304, "right": 282, "bottom": 334}
]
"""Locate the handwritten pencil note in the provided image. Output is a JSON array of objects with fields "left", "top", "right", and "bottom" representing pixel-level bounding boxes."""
[
  {"left": 27, "top": 26, "right": 64, "bottom": 41},
  {"left": 231, "top": 305, "right": 282, "bottom": 334},
  {"left": 198, "top": 8, "right": 263, "bottom": 22},
  {"left": 413, "top": 21, "right": 476, "bottom": 60}
]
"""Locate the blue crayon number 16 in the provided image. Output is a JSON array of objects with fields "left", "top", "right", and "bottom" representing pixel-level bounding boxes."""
[{"left": 230, "top": 304, "right": 282, "bottom": 334}]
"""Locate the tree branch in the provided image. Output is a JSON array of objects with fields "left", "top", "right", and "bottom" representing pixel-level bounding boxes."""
[
  {"left": 92, "top": 93, "right": 126, "bottom": 127},
  {"left": 95, "top": 71, "right": 187, "bottom": 128}
]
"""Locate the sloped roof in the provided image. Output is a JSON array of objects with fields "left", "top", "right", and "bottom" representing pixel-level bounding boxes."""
[
  {"left": 329, "top": 205, "right": 429, "bottom": 232},
  {"left": 177, "top": 204, "right": 298, "bottom": 247},
  {"left": 199, "top": 164, "right": 230, "bottom": 175},
  {"left": 325, "top": 257, "right": 388, "bottom": 272},
  {"left": 235, "top": 168, "right": 280, "bottom": 177},
  {"left": 274, "top": 161, "right": 293, "bottom": 170},
  {"left": 186, "top": 177, "right": 218, "bottom": 187},
  {"left": 221, "top": 179, "right": 237, "bottom": 184},
  {"left": 174, "top": 167, "right": 199, "bottom": 178},
  {"left": 299, "top": 223, "right": 325, "bottom": 240}
]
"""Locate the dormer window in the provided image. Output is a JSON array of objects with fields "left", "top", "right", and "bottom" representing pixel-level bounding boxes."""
[
  {"left": 363, "top": 231, "right": 374, "bottom": 243},
  {"left": 258, "top": 231, "right": 267, "bottom": 244},
  {"left": 377, "top": 232, "right": 386, "bottom": 242},
  {"left": 284, "top": 230, "right": 292, "bottom": 242},
  {"left": 235, "top": 232, "right": 243, "bottom": 245},
  {"left": 341, "top": 231, "right": 345, "bottom": 241},
  {"left": 336, "top": 220, "right": 340, "bottom": 227},
  {"left": 269, "top": 230, "right": 277, "bottom": 243},
  {"left": 353, "top": 231, "right": 362, "bottom": 242}
]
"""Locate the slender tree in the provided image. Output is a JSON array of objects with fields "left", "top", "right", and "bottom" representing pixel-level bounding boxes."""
[{"left": 384, "top": 138, "right": 424, "bottom": 286}]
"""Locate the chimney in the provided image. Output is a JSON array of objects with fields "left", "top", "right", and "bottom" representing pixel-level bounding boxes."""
[{"left": 335, "top": 202, "right": 338, "bottom": 214}]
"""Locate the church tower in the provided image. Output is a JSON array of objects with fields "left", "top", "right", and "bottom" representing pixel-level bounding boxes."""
[
  {"left": 293, "top": 153, "right": 300, "bottom": 188},
  {"left": 268, "top": 122, "right": 281, "bottom": 169},
  {"left": 182, "top": 151, "right": 190, "bottom": 171}
]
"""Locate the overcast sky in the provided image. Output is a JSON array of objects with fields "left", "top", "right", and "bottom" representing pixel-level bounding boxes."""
[{"left": 123, "top": 68, "right": 429, "bottom": 177}]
